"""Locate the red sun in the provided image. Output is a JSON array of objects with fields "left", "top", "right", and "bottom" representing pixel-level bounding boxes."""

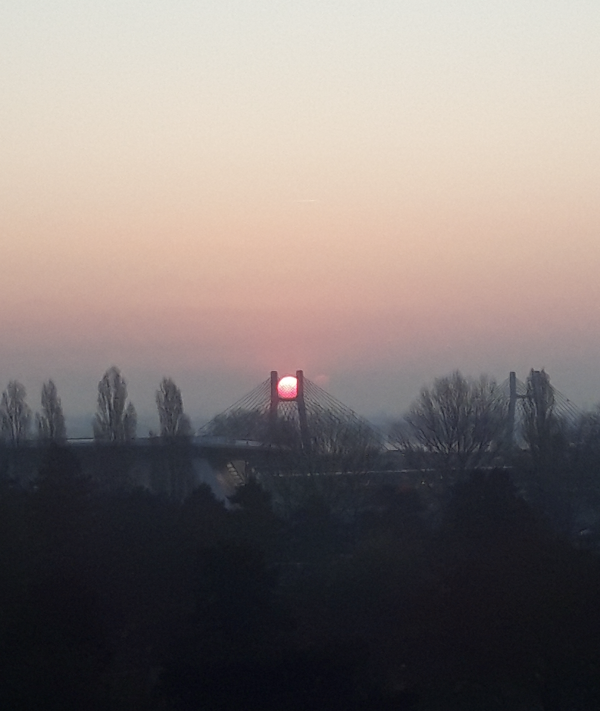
[{"left": 277, "top": 376, "right": 298, "bottom": 400}]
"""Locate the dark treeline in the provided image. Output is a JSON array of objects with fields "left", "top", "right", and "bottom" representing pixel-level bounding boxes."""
[
  {"left": 0, "top": 368, "right": 191, "bottom": 443},
  {"left": 1, "top": 440, "right": 600, "bottom": 710}
]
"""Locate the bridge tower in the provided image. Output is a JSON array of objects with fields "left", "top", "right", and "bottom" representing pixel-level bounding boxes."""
[
  {"left": 269, "top": 370, "right": 310, "bottom": 452},
  {"left": 505, "top": 369, "right": 580, "bottom": 448}
]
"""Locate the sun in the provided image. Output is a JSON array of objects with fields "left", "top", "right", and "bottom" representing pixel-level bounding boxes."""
[{"left": 277, "top": 375, "right": 298, "bottom": 400}]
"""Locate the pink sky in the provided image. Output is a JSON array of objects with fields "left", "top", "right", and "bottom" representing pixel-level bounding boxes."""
[{"left": 1, "top": 2, "right": 600, "bottom": 432}]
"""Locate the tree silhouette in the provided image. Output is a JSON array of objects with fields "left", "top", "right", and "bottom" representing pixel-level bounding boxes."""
[
  {"left": 522, "top": 368, "right": 566, "bottom": 474},
  {"left": 397, "top": 371, "right": 507, "bottom": 474},
  {"left": 0, "top": 380, "right": 31, "bottom": 444},
  {"left": 206, "top": 409, "right": 270, "bottom": 441},
  {"left": 156, "top": 377, "right": 192, "bottom": 439},
  {"left": 93, "top": 367, "right": 137, "bottom": 442},
  {"left": 36, "top": 380, "right": 67, "bottom": 443}
]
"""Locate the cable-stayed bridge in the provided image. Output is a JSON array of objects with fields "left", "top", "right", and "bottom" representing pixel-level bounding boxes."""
[
  {"left": 499, "top": 373, "right": 582, "bottom": 423},
  {"left": 199, "top": 370, "right": 383, "bottom": 448},
  {"left": 499, "top": 370, "right": 583, "bottom": 446}
]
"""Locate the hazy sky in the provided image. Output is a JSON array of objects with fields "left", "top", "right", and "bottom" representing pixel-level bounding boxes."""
[{"left": 2, "top": 1, "right": 600, "bottom": 433}]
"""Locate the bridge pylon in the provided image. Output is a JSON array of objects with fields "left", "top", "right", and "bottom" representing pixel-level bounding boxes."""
[
  {"left": 269, "top": 370, "right": 310, "bottom": 453},
  {"left": 504, "top": 369, "right": 582, "bottom": 448}
]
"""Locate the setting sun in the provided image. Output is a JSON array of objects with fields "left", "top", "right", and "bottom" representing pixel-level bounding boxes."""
[{"left": 277, "top": 376, "right": 298, "bottom": 400}]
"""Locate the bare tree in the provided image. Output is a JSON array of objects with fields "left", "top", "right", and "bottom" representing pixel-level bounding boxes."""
[
  {"left": 397, "top": 371, "right": 507, "bottom": 473},
  {"left": 93, "top": 366, "right": 137, "bottom": 442},
  {"left": 156, "top": 377, "right": 192, "bottom": 439},
  {"left": 259, "top": 412, "right": 383, "bottom": 518},
  {"left": 307, "top": 413, "right": 382, "bottom": 474},
  {"left": 0, "top": 380, "right": 32, "bottom": 444},
  {"left": 204, "top": 409, "right": 269, "bottom": 441},
  {"left": 36, "top": 379, "right": 67, "bottom": 442}
]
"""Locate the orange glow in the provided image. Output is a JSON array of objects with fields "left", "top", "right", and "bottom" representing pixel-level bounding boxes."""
[{"left": 277, "top": 375, "right": 298, "bottom": 400}]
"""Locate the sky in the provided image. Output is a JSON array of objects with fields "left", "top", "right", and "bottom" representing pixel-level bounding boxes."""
[{"left": 2, "top": 1, "right": 600, "bottom": 435}]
